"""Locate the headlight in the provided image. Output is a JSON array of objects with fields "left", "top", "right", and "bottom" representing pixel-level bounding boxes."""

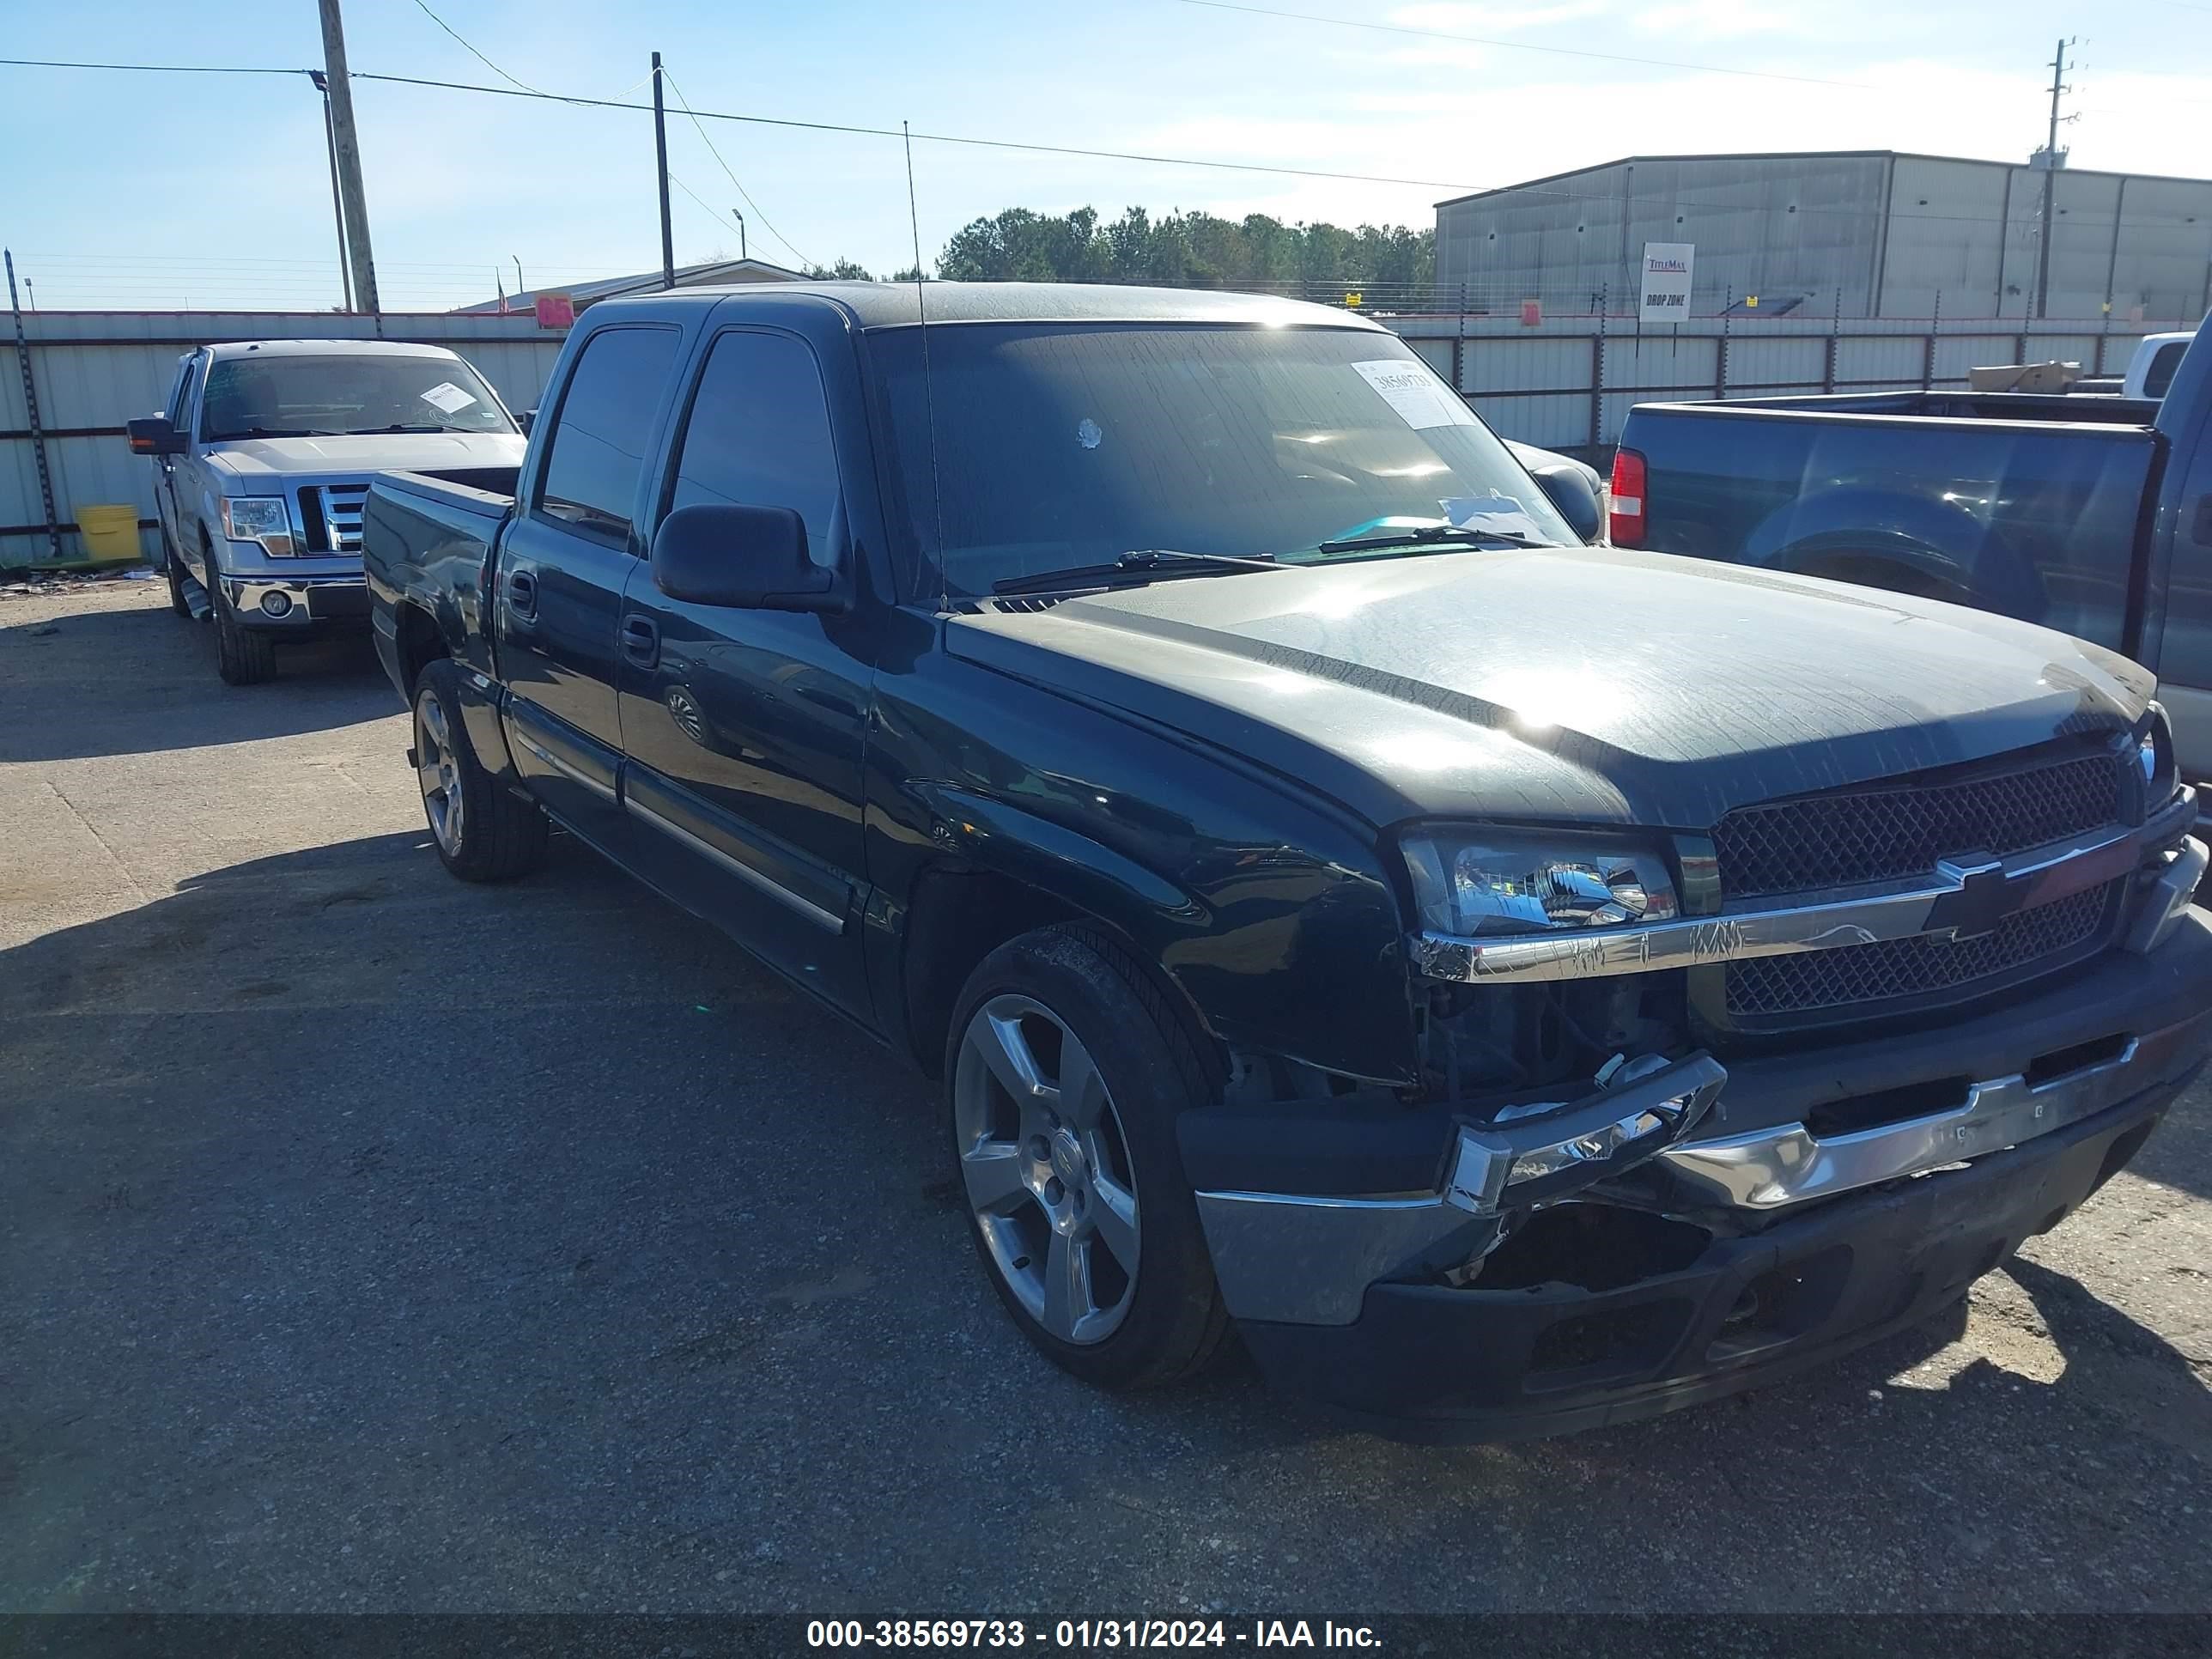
[
  {"left": 219, "top": 495, "right": 295, "bottom": 556},
  {"left": 1401, "top": 829, "right": 1679, "bottom": 938}
]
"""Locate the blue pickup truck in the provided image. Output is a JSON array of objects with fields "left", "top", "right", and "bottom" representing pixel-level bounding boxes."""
[{"left": 1613, "top": 319, "right": 2212, "bottom": 780}]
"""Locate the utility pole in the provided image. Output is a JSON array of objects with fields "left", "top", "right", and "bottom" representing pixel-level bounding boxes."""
[
  {"left": 2032, "top": 36, "right": 2075, "bottom": 321},
  {"left": 309, "top": 71, "right": 355, "bottom": 312},
  {"left": 317, "top": 0, "right": 380, "bottom": 313},
  {"left": 652, "top": 52, "right": 676, "bottom": 289},
  {"left": 7, "top": 251, "right": 64, "bottom": 566}
]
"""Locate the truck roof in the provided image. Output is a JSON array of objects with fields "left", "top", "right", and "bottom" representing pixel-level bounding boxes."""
[
  {"left": 200, "top": 339, "right": 468, "bottom": 361},
  {"left": 581, "top": 281, "right": 1393, "bottom": 332}
]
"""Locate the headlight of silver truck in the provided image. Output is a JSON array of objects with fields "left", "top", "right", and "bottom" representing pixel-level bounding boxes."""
[
  {"left": 1401, "top": 829, "right": 1679, "bottom": 938},
  {"left": 219, "top": 495, "right": 295, "bottom": 557}
]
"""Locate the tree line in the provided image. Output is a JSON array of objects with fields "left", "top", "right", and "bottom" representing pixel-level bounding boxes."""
[{"left": 805, "top": 205, "right": 1433, "bottom": 289}]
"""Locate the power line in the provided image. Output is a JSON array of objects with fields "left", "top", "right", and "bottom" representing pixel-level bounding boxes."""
[
  {"left": 349, "top": 68, "right": 1489, "bottom": 189},
  {"left": 0, "top": 56, "right": 298, "bottom": 76},
  {"left": 407, "top": 0, "right": 550, "bottom": 96},
  {"left": 665, "top": 170, "right": 753, "bottom": 251},
  {"left": 659, "top": 67, "right": 816, "bottom": 270},
  {"left": 4, "top": 55, "right": 2208, "bottom": 232},
  {"left": 1175, "top": 0, "right": 1875, "bottom": 89},
  {"left": 0, "top": 55, "right": 1490, "bottom": 191}
]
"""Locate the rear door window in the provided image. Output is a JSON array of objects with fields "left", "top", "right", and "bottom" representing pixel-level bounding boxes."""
[
  {"left": 2144, "top": 342, "right": 2187, "bottom": 402},
  {"left": 536, "top": 325, "right": 682, "bottom": 544}
]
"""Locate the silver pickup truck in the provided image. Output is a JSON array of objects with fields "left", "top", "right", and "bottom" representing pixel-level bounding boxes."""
[{"left": 127, "top": 339, "right": 528, "bottom": 684}]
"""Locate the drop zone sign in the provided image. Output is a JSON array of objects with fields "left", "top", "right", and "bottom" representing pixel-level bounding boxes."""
[{"left": 1638, "top": 242, "right": 1694, "bottom": 323}]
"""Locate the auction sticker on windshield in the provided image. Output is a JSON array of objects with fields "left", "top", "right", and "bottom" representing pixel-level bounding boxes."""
[
  {"left": 1352, "top": 359, "right": 1477, "bottom": 429},
  {"left": 420, "top": 381, "right": 478, "bottom": 414},
  {"left": 1442, "top": 493, "right": 1547, "bottom": 542}
]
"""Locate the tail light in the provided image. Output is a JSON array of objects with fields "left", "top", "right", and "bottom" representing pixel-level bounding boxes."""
[{"left": 1609, "top": 448, "right": 1647, "bottom": 546}]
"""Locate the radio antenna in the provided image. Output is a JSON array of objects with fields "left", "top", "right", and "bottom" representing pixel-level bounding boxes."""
[{"left": 903, "top": 119, "right": 950, "bottom": 615}]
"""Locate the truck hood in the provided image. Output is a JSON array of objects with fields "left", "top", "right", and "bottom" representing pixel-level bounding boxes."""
[
  {"left": 945, "top": 544, "right": 2154, "bottom": 830},
  {"left": 206, "top": 431, "right": 526, "bottom": 479}
]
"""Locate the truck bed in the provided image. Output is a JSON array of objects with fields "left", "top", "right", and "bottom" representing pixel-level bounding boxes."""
[
  {"left": 362, "top": 467, "right": 520, "bottom": 688},
  {"left": 1617, "top": 394, "right": 2163, "bottom": 657},
  {"left": 1674, "top": 389, "right": 2162, "bottom": 428}
]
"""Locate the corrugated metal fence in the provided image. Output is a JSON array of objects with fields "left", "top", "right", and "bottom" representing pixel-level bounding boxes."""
[
  {"left": 2, "top": 311, "right": 568, "bottom": 569},
  {"left": 3, "top": 301, "right": 2197, "bottom": 567},
  {"left": 1383, "top": 309, "right": 2199, "bottom": 454}
]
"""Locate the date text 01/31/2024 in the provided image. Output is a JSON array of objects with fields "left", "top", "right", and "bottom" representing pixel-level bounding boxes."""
[{"left": 805, "top": 1620, "right": 1383, "bottom": 1649}]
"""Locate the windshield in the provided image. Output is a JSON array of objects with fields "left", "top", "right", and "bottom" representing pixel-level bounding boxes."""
[
  {"left": 199, "top": 354, "right": 515, "bottom": 441},
  {"left": 872, "top": 323, "right": 1574, "bottom": 599}
]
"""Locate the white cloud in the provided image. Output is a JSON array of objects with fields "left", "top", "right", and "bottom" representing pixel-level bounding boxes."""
[
  {"left": 1389, "top": 1, "right": 1611, "bottom": 30},
  {"left": 1630, "top": 0, "right": 1794, "bottom": 37}
]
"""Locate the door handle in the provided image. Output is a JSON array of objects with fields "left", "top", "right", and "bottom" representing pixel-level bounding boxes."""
[
  {"left": 621, "top": 613, "right": 660, "bottom": 669},
  {"left": 507, "top": 566, "right": 538, "bottom": 619},
  {"left": 2194, "top": 495, "right": 2212, "bottom": 547}
]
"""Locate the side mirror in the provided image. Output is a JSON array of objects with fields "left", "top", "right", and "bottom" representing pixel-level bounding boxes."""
[
  {"left": 1528, "top": 461, "right": 1603, "bottom": 544},
  {"left": 520, "top": 407, "right": 536, "bottom": 435},
  {"left": 651, "top": 503, "right": 846, "bottom": 613},
  {"left": 127, "top": 415, "right": 187, "bottom": 457}
]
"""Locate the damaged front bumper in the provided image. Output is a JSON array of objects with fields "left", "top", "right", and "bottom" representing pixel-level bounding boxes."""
[{"left": 1188, "top": 904, "right": 2212, "bottom": 1441}]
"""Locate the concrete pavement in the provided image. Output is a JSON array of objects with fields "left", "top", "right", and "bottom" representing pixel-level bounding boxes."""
[{"left": 3, "top": 581, "right": 2209, "bottom": 1615}]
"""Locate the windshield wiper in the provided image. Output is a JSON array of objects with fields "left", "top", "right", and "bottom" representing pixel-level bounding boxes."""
[
  {"left": 1316, "top": 524, "right": 1552, "bottom": 555},
  {"left": 222, "top": 426, "right": 345, "bottom": 439},
  {"left": 991, "top": 547, "right": 1280, "bottom": 596},
  {"left": 368, "top": 422, "right": 491, "bottom": 434}
]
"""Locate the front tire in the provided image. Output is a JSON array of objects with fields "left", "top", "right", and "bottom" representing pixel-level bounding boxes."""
[
  {"left": 412, "top": 658, "right": 549, "bottom": 883},
  {"left": 207, "top": 554, "right": 277, "bottom": 686},
  {"left": 945, "top": 926, "right": 1229, "bottom": 1391}
]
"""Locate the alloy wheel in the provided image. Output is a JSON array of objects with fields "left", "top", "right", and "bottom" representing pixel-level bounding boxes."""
[
  {"left": 953, "top": 994, "right": 1141, "bottom": 1345},
  {"left": 414, "top": 690, "right": 466, "bottom": 857}
]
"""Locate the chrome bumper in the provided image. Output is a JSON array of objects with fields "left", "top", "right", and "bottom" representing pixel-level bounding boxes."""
[
  {"left": 1659, "top": 994, "right": 2211, "bottom": 1211},
  {"left": 1196, "top": 1054, "right": 1728, "bottom": 1326},
  {"left": 1199, "top": 891, "right": 2209, "bottom": 1329},
  {"left": 221, "top": 573, "right": 366, "bottom": 628}
]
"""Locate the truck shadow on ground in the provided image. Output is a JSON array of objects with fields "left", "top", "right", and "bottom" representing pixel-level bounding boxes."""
[
  {"left": 4, "top": 830, "right": 2209, "bottom": 1609},
  {"left": 0, "top": 602, "right": 394, "bottom": 764}
]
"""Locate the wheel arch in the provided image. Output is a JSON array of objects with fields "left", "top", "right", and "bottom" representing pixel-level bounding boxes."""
[
  {"left": 899, "top": 857, "right": 1224, "bottom": 1094},
  {"left": 1740, "top": 483, "right": 2045, "bottom": 616},
  {"left": 394, "top": 599, "right": 450, "bottom": 695},
  {"left": 889, "top": 781, "right": 1415, "bottom": 1091}
]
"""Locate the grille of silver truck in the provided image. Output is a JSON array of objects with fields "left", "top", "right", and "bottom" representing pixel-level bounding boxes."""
[
  {"left": 1711, "top": 747, "right": 2128, "bottom": 901},
  {"left": 297, "top": 483, "right": 370, "bottom": 553}
]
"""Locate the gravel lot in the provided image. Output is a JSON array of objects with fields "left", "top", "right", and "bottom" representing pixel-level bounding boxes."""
[{"left": 4, "top": 580, "right": 2210, "bottom": 1616}]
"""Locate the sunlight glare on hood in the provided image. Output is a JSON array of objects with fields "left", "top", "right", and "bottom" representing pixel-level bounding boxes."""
[{"left": 1477, "top": 666, "right": 1627, "bottom": 732}]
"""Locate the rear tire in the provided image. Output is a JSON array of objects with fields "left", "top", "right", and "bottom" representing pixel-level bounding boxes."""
[
  {"left": 412, "top": 657, "right": 549, "bottom": 883},
  {"left": 945, "top": 925, "right": 1230, "bottom": 1391},
  {"left": 207, "top": 552, "right": 277, "bottom": 686}
]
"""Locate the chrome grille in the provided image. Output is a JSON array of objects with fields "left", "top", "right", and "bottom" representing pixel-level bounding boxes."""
[
  {"left": 307, "top": 483, "right": 369, "bottom": 553},
  {"left": 1724, "top": 881, "right": 2118, "bottom": 1018},
  {"left": 1713, "top": 750, "right": 2126, "bottom": 902}
]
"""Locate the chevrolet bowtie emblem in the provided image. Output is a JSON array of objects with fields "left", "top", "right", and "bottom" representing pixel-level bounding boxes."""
[{"left": 1928, "top": 859, "right": 2032, "bottom": 942}]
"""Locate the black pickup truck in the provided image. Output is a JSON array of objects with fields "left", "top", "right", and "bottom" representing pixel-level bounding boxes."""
[
  {"left": 1613, "top": 317, "right": 2212, "bottom": 781},
  {"left": 363, "top": 283, "right": 2209, "bottom": 1440}
]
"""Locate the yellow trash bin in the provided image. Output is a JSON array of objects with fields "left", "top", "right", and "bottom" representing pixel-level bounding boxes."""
[{"left": 75, "top": 504, "right": 144, "bottom": 564}]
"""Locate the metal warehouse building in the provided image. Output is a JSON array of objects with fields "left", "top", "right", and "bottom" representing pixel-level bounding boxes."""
[{"left": 1436, "top": 150, "right": 2212, "bottom": 321}]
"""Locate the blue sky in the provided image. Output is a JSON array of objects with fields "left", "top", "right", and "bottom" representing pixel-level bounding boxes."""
[{"left": 3, "top": 0, "right": 2210, "bottom": 312}]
